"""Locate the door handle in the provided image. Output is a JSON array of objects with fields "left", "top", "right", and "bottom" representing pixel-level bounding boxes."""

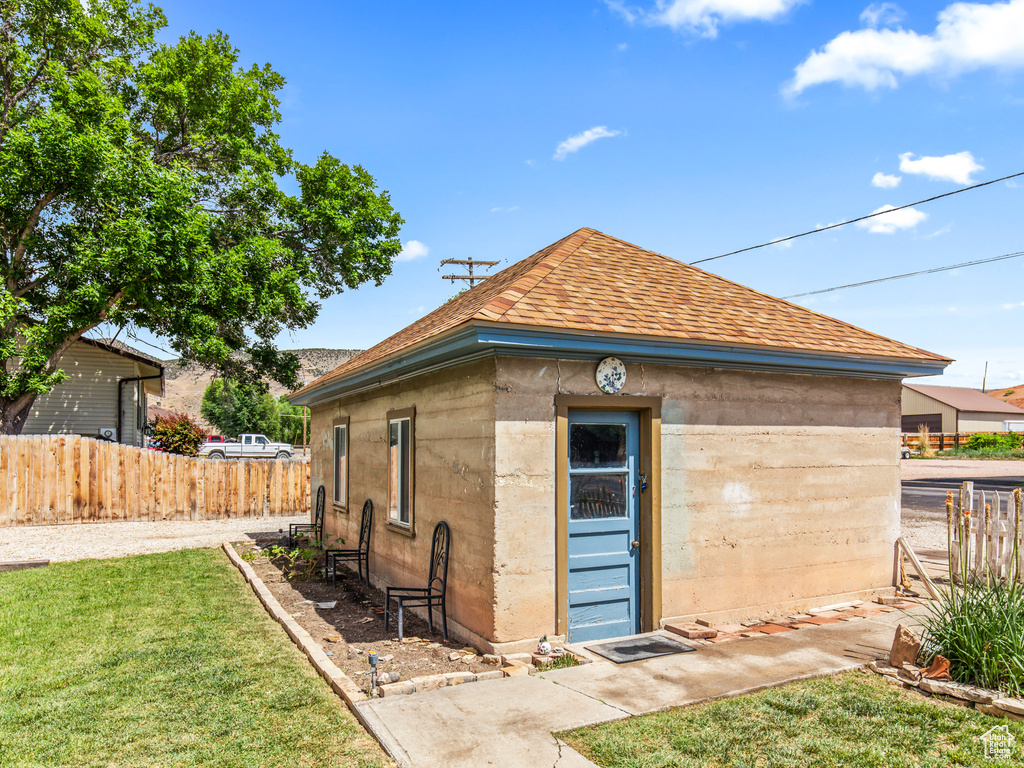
[{"left": 630, "top": 540, "right": 640, "bottom": 550}]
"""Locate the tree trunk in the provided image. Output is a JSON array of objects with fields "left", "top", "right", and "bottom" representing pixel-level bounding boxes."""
[{"left": 0, "top": 393, "right": 36, "bottom": 435}]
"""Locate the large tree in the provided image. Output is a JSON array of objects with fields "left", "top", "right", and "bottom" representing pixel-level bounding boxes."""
[
  {"left": 0, "top": 0, "right": 402, "bottom": 434},
  {"left": 200, "top": 378, "right": 280, "bottom": 441}
]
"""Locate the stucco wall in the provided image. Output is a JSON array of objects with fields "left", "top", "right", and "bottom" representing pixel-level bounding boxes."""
[
  {"left": 309, "top": 359, "right": 498, "bottom": 644},
  {"left": 493, "top": 356, "right": 901, "bottom": 641}
]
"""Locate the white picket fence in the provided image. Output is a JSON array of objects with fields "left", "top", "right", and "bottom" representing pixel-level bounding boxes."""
[{"left": 950, "top": 481, "right": 1024, "bottom": 583}]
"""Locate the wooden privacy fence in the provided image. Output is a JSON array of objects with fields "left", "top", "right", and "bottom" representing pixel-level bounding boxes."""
[
  {"left": 902, "top": 431, "right": 1020, "bottom": 451},
  {"left": 949, "top": 481, "right": 1023, "bottom": 583},
  {"left": 0, "top": 435, "right": 310, "bottom": 527}
]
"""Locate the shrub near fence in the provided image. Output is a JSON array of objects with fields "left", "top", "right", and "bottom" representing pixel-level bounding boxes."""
[
  {"left": 901, "top": 431, "right": 1022, "bottom": 451},
  {"left": 0, "top": 435, "right": 310, "bottom": 527}
]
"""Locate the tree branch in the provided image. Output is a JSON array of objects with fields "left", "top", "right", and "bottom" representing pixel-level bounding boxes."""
[{"left": 11, "top": 190, "right": 58, "bottom": 267}]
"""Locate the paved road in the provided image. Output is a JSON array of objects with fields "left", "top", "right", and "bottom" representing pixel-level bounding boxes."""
[
  {"left": 902, "top": 476, "right": 1024, "bottom": 522},
  {"left": 901, "top": 460, "right": 1024, "bottom": 523}
]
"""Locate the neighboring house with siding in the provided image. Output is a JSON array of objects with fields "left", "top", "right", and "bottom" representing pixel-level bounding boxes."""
[
  {"left": 901, "top": 382, "right": 1024, "bottom": 433},
  {"left": 21, "top": 338, "right": 165, "bottom": 446},
  {"left": 291, "top": 228, "right": 950, "bottom": 652}
]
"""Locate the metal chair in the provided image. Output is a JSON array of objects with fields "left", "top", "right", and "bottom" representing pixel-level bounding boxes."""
[
  {"left": 288, "top": 484, "right": 325, "bottom": 547},
  {"left": 323, "top": 498, "right": 373, "bottom": 586},
  {"left": 384, "top": 520, "right": 450, "bottom": 640}
]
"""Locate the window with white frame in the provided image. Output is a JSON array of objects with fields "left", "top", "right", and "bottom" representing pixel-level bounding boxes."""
[
  {"left": 387, "top": 408, "right": 414, "bottom": 529},
  {"left": 333, "top": 420, "right": 348, "bottom": 508}
]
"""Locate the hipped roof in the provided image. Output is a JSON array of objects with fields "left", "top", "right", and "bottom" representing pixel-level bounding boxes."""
[{"left": 294, "top": 228, "right": 949, "bottom": 401}]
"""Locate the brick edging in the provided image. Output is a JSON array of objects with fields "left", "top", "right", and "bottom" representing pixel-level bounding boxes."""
[
  {"left": 220, "top": 542, "right": 368, "bottom": 709},
  {"left": 869, "top": 660, "right": 1024, "bottom": 720}
]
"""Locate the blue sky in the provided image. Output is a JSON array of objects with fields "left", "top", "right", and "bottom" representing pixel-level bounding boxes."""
[{"left": 148, "top": 0, "right": 1024, "bottom": 388}]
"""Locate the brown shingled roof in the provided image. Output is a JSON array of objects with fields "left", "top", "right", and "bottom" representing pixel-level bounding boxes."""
[{"left": 294, "top": 228, "right": 949, "bottom": 398}]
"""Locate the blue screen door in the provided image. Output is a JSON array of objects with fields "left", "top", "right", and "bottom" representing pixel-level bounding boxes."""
[{"left": 566, "top": 410, "right": 640, "bottom": 643}]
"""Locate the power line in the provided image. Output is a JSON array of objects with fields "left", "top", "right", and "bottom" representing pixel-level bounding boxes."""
[
  {"left": 783, "top": 249, "right": 1024, "bottom": 299},
  {"left": 691, "top": 170, "right": 1024, "bottom": 266},
  {"left": 125, "top": 331, "right": 175, "bottom": 358}
]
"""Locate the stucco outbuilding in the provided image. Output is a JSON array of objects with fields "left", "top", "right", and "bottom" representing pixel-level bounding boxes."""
[{"left": 291, "top": 228, "right": 950, "bottom": 651}]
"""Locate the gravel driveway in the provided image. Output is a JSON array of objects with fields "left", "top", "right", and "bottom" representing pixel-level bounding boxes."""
[{"left": 0, "top": 515, "right": 308, "bottom": 563}]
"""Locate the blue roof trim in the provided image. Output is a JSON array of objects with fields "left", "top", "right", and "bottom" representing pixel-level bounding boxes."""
[{"left": 290, "top": 324, "right": 949, "bottom": 406}]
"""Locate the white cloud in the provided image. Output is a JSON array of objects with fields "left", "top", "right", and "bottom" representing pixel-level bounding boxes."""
[
  {"left": 872, "top": 172, "right": 902, "bottom": 188},
  {"left": 608, "top": 0, "right": 805, "bottom": 38},
  {"left": 396, "top": 240, "right": 429, "bottom": 262},
  {"left": 926, "top": 223, "right": 954, "bottom": 238},
  {"left": 856, "top": 204, "right": 928, "bottom": 234},
  {"left": 860, "top": 2, "right": 905, "bottom": 29},
  {"left": 553, "top": 126, "right": 623, "bottom": 161},
  {"left": 899, "top": 151, "right": 982, "bottom": 184},
  {"left": 490, "top": 206, "right": 519, "bottom": 213},
  {"left": 786, "top": 0, "right": 1024, "bottom": 95},
  {"left": 617, "top": 42, "right": 630, "bottom": 51}
]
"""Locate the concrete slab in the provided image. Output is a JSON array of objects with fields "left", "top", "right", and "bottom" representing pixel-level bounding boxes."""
[
  {"left": 542, "top": 618, "right": 897, "bottom": 715},
  {"left": 356, "top": 673, "right": 626, "bottom": 768},
  {"left": 356, "top": 611, "right": 925, "bottom": 767}
]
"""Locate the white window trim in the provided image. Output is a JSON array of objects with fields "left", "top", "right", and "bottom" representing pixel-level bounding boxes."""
[
  {"left": 387, "top": 408, "right": 415, "bottom": 533},
  {"left": 333, "top": 417, "right": 349, "bottom": 510}
]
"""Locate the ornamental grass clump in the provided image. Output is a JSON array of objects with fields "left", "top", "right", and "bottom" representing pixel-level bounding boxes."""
[{"left": 918, "top": 488, "right": 1024, "bottom": 696}]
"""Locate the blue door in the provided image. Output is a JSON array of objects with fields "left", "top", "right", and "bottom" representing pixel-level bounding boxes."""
[{"left": 566, "top": 411, "right": 640, "bottom": 643}]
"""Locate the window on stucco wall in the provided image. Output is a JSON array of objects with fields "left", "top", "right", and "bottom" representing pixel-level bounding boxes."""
[
  {"left": 387, "top": 408, "right": 414, "bottom": 530},
  {"left": 333, "top": 419, "right": 348, "bottom": 509}
]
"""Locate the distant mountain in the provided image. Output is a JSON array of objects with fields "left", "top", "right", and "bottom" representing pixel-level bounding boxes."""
[
  {"left": 988, "top": 384, "right": 1024, "bottom": 412},
  {"left": 156, "top": 348, "right": 362, "bottom": 419}
]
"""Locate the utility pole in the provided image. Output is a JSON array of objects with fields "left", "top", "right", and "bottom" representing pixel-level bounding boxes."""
[
  {"left": 440, "top": 257, "right": 500, "bottom": 288},
  {"left": 982, "top": 361, "right": 988, "bottom": 393}
]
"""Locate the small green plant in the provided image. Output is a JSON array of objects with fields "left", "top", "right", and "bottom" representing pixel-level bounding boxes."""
[
  {"left": 265, "top": 544, "right": 322, "bottom": 581},
  {"left": 265, "top": 534, "right": 343, "bottom": 581},
  {"left": 1005, "top": 390, "right": 1015, "bottom": 396},
  {"left": 240, "top": 549, "right": 260, "bottom": 562},
  {"left": 536, "top": 653, "right": 581, "bottom": 672}
]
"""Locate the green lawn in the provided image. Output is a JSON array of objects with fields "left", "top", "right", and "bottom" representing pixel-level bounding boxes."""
[
  {"left": 0, "top": 548, "right": 390, "bottom": 768},
  {"left": 561, "top": 671, "right": 1023, "bottom": 768}
]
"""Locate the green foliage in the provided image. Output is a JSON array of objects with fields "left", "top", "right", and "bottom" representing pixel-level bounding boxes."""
[
  {"left": 962, "top": 432, "right": 1023, "bottom": 452},
  {"left": 0, "top": 548, "right": 389, "bottom": 766},
  {"left": 0, "top": 0, "right": 403, "bottom": 433},
  {"left": 200, "top": 377, "right": 281, "bottom": 440},
  {"left": 151, "top": 411, "right": 207, "bottom": 455},
  {"left": 922, "top": 487, "right": 1024, "bottom": 696},
  {"left": 277, "top": 394, "right": 306, "bottom": 445},
  {"left": 919, "top": 581, "right": 1024, "bottom": 696}
]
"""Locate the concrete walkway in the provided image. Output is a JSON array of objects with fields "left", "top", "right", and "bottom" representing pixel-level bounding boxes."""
[{"left": 357, "top": 608, "right": 918, "bottom": 768}]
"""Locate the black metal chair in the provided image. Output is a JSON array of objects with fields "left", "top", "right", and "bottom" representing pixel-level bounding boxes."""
[
  {"left": 323, "top": 499, "right": 373, "bottom": 586},
  {"left": 288, "top": 484, "right": 325, "bottom": 547},
  {"left": 384, "top": 520, "right": 450, "bottom": 640}
]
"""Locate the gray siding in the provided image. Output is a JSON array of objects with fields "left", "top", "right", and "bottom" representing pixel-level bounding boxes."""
[{"left": 21, "top": 343, "right": 152, "bottom": 445}]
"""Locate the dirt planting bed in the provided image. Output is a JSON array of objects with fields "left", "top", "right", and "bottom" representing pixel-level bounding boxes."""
[{"left": 233, "top": 540, "right": 491, "bottom": 689}]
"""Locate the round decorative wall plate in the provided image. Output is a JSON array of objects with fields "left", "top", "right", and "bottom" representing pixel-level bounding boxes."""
[{"left": 596, "top": 357, "right": 626, "bottom": 394}]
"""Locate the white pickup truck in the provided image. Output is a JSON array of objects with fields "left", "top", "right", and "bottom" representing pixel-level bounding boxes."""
[{"left": 198, "top": 434, "right": 293, "bottom": 460}]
